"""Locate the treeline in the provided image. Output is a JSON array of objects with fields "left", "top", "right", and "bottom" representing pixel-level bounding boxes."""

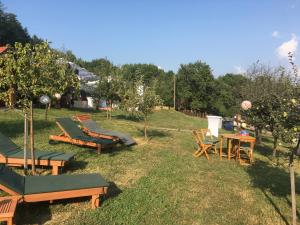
[
  {"left": 0, "top": 2, "right": 43, "bottom": 46},
  {"left": 60, "top": 50, "right": 246, "bottom": 117}
]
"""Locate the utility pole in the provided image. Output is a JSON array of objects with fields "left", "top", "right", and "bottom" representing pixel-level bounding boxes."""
[{"left": 173, "top": 73, "right": 176, "bottom": 110}]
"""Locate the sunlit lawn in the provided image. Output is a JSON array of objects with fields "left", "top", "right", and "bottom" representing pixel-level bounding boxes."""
[{"left": 0, "top": 108, "right": 299, "bottom": 225}]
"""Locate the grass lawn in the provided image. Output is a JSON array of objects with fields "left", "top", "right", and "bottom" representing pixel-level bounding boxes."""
[{"left": 0, "top": 108, "right": 299, "bottom": 225}]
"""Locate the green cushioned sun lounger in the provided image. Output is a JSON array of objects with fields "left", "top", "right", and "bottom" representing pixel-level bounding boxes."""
[
  {"left": 0, "top": 132, "right": 75, "bottom": 175},
  {"left": 0, "top": 164, "right": 109, "bottom": 208},
  {"left": 81, "top": 119, "right": 136, "bottom": 146},
  {"left": 49, "top": 118, "right": 117, "bottom": 154}
]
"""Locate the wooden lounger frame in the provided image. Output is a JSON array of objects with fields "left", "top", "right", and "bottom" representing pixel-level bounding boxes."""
[
  {"left": 0, "top": 196, "right": 20, "bottom": 225},
  {"left": 0, "top": 155, "right": 70, "bottom": 175},
  {"left": 74, "top": 115, "right": 120, "bottom": 142},
  {"left": 49, "top": 121, "right": 102, "bottom": 154},
  {"left": 0, "top": 183, "right": 108, "bottom": 209}
]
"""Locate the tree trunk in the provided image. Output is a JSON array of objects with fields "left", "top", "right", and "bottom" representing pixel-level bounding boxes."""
[
  {"left": 30, "top": 102, "right": 36, "bottom": 175},
  {"left": 144, "top": 116, "right": 147, "bottom": 139},
  {"left": 8, "top": 86, "right": 15, "bottom": 109},
  {"left": 255, "top": 127, "right": 262, "bottom": 144},
  {"left": 258, "top": 128, "right": 262, "bottom": 143},
  {"left": 110, "top": 99, "right": 112, "bottom": 120},
  {"left": 106, "top": 100, "right": 109, "bottom": 119},
  {"left": 273, "top": 137, "right": 278, "bottom": 158},
  {"left": 289, "top": 153, "right": 297, "bottom": 225},
  {"left": 45, "top": 103, "right": 48, "bottom": 120},
  {"left": 24, "top": 112, "right": 28, "bottom": 172}
]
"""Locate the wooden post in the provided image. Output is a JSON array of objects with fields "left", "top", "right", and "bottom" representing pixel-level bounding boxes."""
[
  {"left": 290, "top": 153, "right": 297, "bottom": 225},
  {"left": 30, "top": 101, "right": 36, "bottom": 175},
  {"left": 45, "top": 103, "right": 48, "bottom": 120},
  {"left": 106, "top": 100, "right": 109, "bottom": 119},
  {"left": 173, "top": 73, "right": 176, "bottom": 110},
  {"left": 144, "top": 116, "right": 147, "bottom": 139},
  {"left": 110, "top": 99, "right": 112, "bottom": 120},
  {"left": 24, "top": 112, "right": 28, "bottom": 171}
]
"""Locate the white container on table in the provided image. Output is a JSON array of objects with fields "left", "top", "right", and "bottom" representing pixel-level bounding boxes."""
[{"left": 207, "top": 115, "right": 223, "bottom": 137}]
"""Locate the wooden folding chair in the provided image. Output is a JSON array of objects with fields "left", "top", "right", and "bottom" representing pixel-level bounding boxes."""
[
  {"left": 192, "top": 130, "right": 215, "bottom": 159},
  {"left": 200, "top": 128, "right": 219, "bottom": 155},
  {"left": 235, "top": 137, "right": 255, "bottom": 165}
]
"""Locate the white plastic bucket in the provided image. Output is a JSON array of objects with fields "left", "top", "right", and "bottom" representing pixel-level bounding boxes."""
[{"left": 207, "top": 115, "right": 223, "bottom": 137}]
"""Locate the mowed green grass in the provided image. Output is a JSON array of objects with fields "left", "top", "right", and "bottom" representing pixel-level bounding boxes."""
[{"left": 0, "top": 108, "right": 299, "bottom": 225}]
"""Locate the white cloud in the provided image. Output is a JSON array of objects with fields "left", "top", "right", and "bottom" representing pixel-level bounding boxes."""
[
  {"left": 272, "top": 31, "right": 279, "bottom": 38},
  {"left": 276, "top": 34, "right": 298, "bottom": 59},
  {"left": 234, "top": 66, "right": 246, "bottom": 74}
]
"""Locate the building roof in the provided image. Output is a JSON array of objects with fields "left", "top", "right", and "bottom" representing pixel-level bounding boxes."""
[
  {"left": 68, "top": 62, "right": 98, "bottom": 82},
  {"left": 0, "top": 46, "right": 8, "bottom": 54}
]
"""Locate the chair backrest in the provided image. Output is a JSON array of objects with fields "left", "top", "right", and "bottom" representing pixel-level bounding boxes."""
[
  {"left": 0, "top": 132, "right": 21, "bottom": 157},
  {"left": 192, "top": 130, "right": 205, "bottom": 147},
  {"left": 200, "top": 128, "right": 213, "bottom": 140},
  {"left": 56, "top": 118, "right": 86, "bottom": 139},
  {"left": 0, "top": 164, "right": 24, "bottom": 195},
  {"left": 81, "top": 119, "right": 104, "bottom": 132}
]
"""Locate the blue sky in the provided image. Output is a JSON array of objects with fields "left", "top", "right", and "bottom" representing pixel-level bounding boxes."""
[{"left": 2, "top": 0, "right": 300, "bottom": 76}]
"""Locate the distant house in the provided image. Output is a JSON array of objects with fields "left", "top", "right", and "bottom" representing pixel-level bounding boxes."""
[{"left": 66, "top": 62, "right": 100, "bottom": 109}]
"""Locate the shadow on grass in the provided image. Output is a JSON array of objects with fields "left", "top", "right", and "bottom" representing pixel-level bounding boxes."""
[
  {"left": 65, "top": 160, "right": 89, "bottom": 173},
  {"left": 114, "top": 114, "right": 141, "bottom": 122},
  {"left": 255, "top": 143, "right": 291, "bottom": 163},
  {"left": 106, "top": 181, "right": 122, "bottom": 199},
  {"left": 246, "top": 160, "right": 300, "bottom": 224},
  {"left": 15, "top": 202, "right": 52, "bottom": 225},
  {"left": 50, "top": 142, "right": 134, "bottom": 159},
  {"left": 136, "top": 128, "right": 171, "bottom": 139},
  {"left": 0, "top": 119, "right": 54, "bottom": 138}
]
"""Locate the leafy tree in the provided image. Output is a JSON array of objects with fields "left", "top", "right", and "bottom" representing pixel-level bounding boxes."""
[
  {"left": 176, "top": 61, "right": 214, "bottom": 112},
  {"left": 0, "top": 42, "right": 79, "bottom": 109},
  {"left": 120, "top": 64, "right": 161, "bottom": 87},
  {"left": 138, "top": 84, "right": 162, "bottom": 138},
  {"left": 0, "top": 2, "right": 30, "bottom": 45},
  {"left": 212, "top": 73, "right": 248, "bottom": 116},
  {"left": 119, "top": 77, "right": 161, "bottom": 138},
  {"left": 155, "top": 71, "right": 174, "bottom": 108},
  {"left": 241, "top": 63, "right": 297, "bottom": 156}
]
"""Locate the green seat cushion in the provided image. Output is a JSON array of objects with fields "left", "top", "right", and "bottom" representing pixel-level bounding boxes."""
[
  {"left": 77, "top": 135, "right": 115, "bottom": 145},
  {"left": 0, "top": 164, "right": 24, "bottom": 194},
  {"left": 24, "top": 173, "right": 109, "bottom": 195},
  {"left": 7, "top": 150, "right": 75, "bottom": 161},
  {"left": 0, "top": 131, "right": 75, "bottom": 161},
  {"left": 0, "top": 132, "right": 21, "bottom": 156},
  {"left": 82, "top": 120, "right": 136, "bottom": 146},
  {"left": 204, "top": 137, "right": 219, "bottom": 145},
  {"left": 56, "top": 118, "right": 116, "bottom": 145}
]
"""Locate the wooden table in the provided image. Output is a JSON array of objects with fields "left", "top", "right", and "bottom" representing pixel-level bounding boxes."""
[{"left": 219, "top": 133, "right": 256, "bottom": 161}]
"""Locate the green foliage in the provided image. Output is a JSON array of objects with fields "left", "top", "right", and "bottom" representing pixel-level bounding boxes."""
[
  {"left": 176, "top": 61, "right": 214, "bottom": 112},
  {"left": 119, "top": 77, "right": 162, "bottom": 138},
  {"left": 241, "top": 63, "right": 299, "bottom": 153},
  {"left": 0, "top": 42, "right": 79, "bottom": 109},
  {"left": 211, "top": 74, "right": 248, "bottom": 116},
  {"left": 0, "top": 2, "right": 42, "bottom": 45},
  {"left": 155, "top": 70, "right": 174, "bottom": 107},
  {"left": 120, "top": 64, "right": 162, "bottom": 86}
]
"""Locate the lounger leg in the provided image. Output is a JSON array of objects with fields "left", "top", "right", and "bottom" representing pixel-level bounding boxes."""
[
  {"left": 52, "top": 166, "right": 59, "bottom": 175},
  {"left": 91, "top": 195, "right": 100, "bottom": 209},
  {"left": 97, "top": 145, "right": 101, "bottom": 155}
]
